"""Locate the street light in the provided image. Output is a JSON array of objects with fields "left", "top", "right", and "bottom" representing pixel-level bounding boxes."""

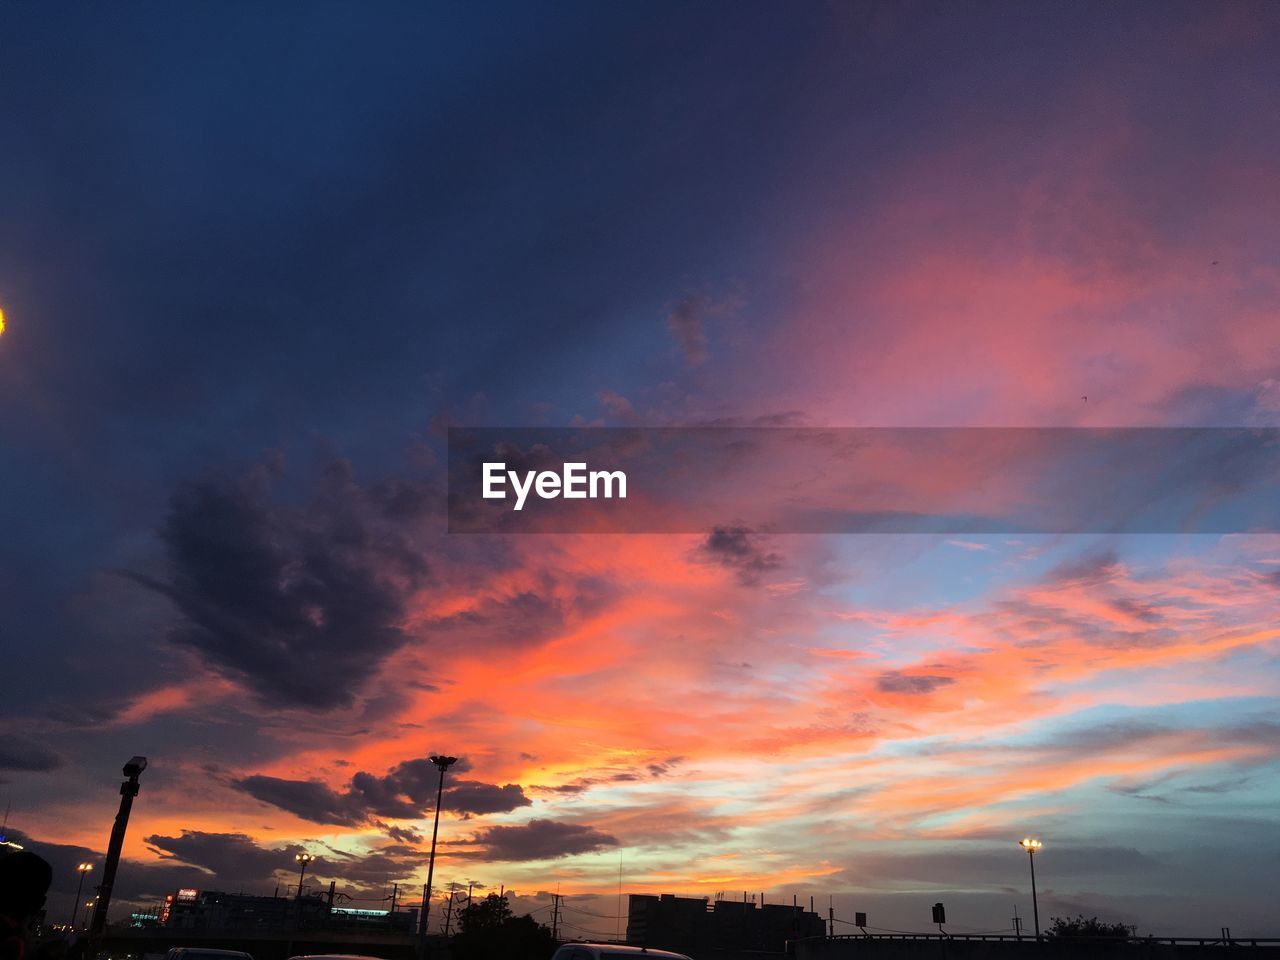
[
  {"left": 70, "top": 863, "right": 93, "bottom": 929},
  {"left": 1019, "top": 838, "right": 1043, "bottom": 940},
  {"left": 293, "top": 852, "right": 315, "bottom": 930},
  {"left": 294, "top": 853, "right": 314, "bottom": 898},
  {"left": 419, "top": 755, "right": 458, "bottom": 936}
]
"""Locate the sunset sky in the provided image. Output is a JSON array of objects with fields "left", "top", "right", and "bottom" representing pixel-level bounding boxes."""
[{"left": 1, "top": 0, "right": 1279, "bottom": 940}]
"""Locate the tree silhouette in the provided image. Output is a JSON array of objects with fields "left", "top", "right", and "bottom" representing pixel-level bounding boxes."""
[
  {"left": 1046, "top": 914, "right": 1131, "bottom": 938},
  {"left": 453, "top": 893, "right": 555, "bottom": 960},
  {"left": 458, "top": 892, "right": 513, "bottom": 933}
]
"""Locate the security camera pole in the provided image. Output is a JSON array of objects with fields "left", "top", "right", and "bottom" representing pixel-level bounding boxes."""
[
  {"left": 89, "top": 756, "right": 148, "bottom": 939},
  {"left": 418, "top": 755, "right": 457, "bottom": 936}
]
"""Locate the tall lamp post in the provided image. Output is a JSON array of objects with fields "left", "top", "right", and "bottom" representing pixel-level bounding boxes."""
[
  {"left": 70, "top": 864, "right": 93, "bottom": 929},
  {"left": 295, "top": 853, "right": 314, "bottom": 898},
  {"left": 294, "top": 853, "right": 314, "bottom": 929},
  {"left": 1019, "top": 838, "right": 1043, "bottom": 940},
  {"left": 89, "top": 756, "right": 147, "bottom": 939},
  {"left": 419, "top": 755, "right": 457, "bottom": 936}
]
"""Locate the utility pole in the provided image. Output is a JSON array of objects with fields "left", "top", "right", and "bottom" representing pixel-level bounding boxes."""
[
  {"left": 1012, "top": 905, "right": 1023, "bottom": 939},
  {"left": 89, "top": 757, "right": 147, "bottom": 939},
  {"left": 389, "top": 883, "right": 398, "bottom": 927},
  {"left": 551, "top": 892, "right": 561, "bottom": 941}
]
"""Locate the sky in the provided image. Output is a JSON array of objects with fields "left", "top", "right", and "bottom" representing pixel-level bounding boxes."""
[{"left": 2, "top": 0, "right": 1279, "bottom": 940}]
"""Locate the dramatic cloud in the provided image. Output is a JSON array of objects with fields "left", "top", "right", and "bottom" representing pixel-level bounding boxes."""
[
  {"left": 427, "top": 592, "right": 568, "bottom": 651},
  {"left": 531, "top": 757, "right": 686, "bottom": 797},
  {"left": 1045, "top": 549, "right": 1123, "bottom": 586},
  {"left": 146, "top": 830, "right": 306, "bottom": 884},
  {"left": 8, "top": 829, "right": 208, "bottom": 904},
  {"left": 236, "top": 775, "right": 365, "bottom": 827},
  {"left": 126, "top": 468, "right": 431, "bottom": 710},
  {"left": 698, "top": 526, "right": 782, "bottom": 584},
  {"left": 445, "top": 781, "right": 534, "bottom": 817},
  {"left": 321, "top": 845, "right": 429, "bottom": 886},
  {"left": 876, "top": 672, "right": 955, "bottom": 695},
  {"left": 144, "top": 831, "right": 428, "bottom": 895},
  {"left": 468, "top": 819, "right": 618, "bottom": 861},
  {"left": 0, "top": 735, "right": 61, "bottom": 771},
  {"left": 378, "top": 823, "right": 426, "bottom": 845},
  {"left": 238, "top": 759, "right": 530, "bottom": 826}
]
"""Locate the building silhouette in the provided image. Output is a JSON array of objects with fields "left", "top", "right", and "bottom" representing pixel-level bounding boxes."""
[
  {"left": 157, "top": 888, "right": 418, "bottom": 933},
  {"left": 627, "top": 893, "right": 825, "bottom": 954}
]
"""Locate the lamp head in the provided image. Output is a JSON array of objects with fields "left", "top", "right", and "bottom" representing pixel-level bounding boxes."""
[
  {"left": 295, "top": 852, "right": 314, "bottom": 864},
  {"left": 1019, "top": 837, "right": 1043, "bottom": 851},
  {"left": 429, "top": 755, "right": 458, "bottom": 771},
  {"left": 123, "top": 756, "right": 148, "bottom": 778}
]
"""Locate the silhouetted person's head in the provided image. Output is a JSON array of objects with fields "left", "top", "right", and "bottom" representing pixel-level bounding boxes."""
[{"left": 0, "top": 852, "right": 52, "bottom": 921}]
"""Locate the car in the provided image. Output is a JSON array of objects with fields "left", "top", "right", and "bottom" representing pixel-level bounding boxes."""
[
  {"left": 163, "top": 950, "right": 254, "bottom": 960},
  {"left": 551, "top": 945, "right": 692, "bottom": 960}
]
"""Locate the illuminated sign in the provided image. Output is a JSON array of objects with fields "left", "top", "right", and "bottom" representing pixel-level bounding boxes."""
[
  {"left": 176, "top": 888, "right": 199, "bottom": 902},
  {"left": 332, "top": 907, "right": 389, "bottom": 917}
]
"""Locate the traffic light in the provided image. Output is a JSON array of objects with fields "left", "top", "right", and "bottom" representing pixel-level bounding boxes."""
[{"left": 932, "top": 903, "right": 946, "bottom": 924}]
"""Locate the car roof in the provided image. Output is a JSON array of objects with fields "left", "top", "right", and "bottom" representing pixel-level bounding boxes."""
[
  {"left": 170, "top": 952, "right": 253, "bottom": 958},
  {"left": 288, "top": 955, "right": 385, "bottom": 960}
]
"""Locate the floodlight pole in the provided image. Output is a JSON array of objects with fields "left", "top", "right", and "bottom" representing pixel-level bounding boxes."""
[
  {"left": 1019, "top": 838, "right": 1043, "bottom": 941},
  {"left": 419, "top": 755, "right": 457, "bottom": 936},
  {"left": 70, "top": 864, "right": 92, "bottom": 928}
]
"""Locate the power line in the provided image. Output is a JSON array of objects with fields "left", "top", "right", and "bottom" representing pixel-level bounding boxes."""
[{"left": 561, "top": 903, "right": 625, "bottom": 920}]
